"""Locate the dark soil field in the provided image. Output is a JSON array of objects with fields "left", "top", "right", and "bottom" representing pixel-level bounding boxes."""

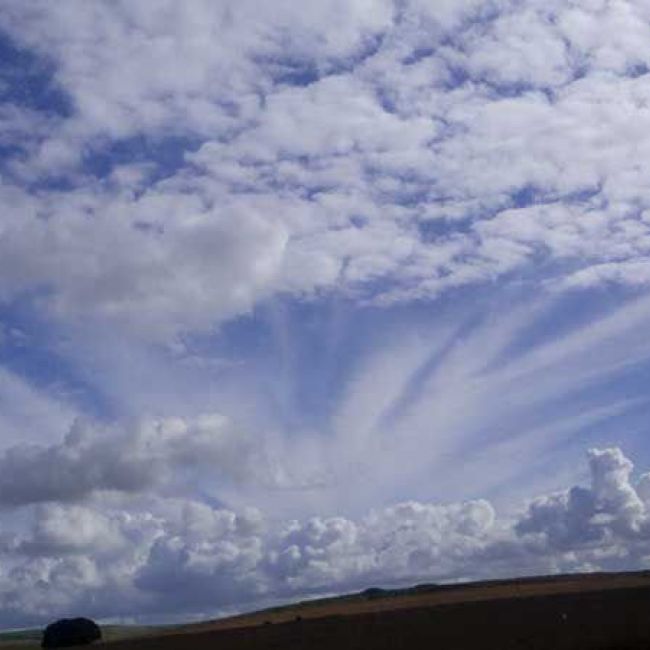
[{"left": 101, "top": 571, "right": 650, "bottom": 650}]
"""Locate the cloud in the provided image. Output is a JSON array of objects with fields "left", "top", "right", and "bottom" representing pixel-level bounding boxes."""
[
  {"left": 0, "top": 414, "right": 265, "bottom": 506},
  {"left": 0, "top": 1, "right": 649, "bottom": 339},
  {"left": 0, "top": 0, "right": 395, "bottom": 144},
  {"left": 19, "top": 504, "right": 127, "bottom": 557},
  {"left": 311, "top": 293, "right": 650, "bottom": 516},
  {"left": 1, "top": 447, "right": 650, "bottom": 626},
  {"left": 2, "top": 0, "right": 650, "bottom": 630},
  {"left": 102, "top": 447, "right": 650, "bottom": 616},
  {"left": 0, "top": 182, "right": 290, "bottom": 339},
  {"left": 516, "top": 447, "right": 650, "bottom": 551},
  {"left": 135, "top": 505, "right": 266, "bottom": 611}
]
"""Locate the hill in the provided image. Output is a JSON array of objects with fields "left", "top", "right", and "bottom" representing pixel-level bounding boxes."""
[{"left": 8, "top": 571, "right": 650, "bottom": 649}]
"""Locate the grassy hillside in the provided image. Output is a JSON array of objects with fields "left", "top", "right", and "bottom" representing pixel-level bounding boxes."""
[{"left": 0, "top": 624, "right": 170, "bottom": 649}]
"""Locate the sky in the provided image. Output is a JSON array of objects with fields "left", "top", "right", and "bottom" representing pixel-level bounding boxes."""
[{"left": 1, "top": 0, "right": 650, "bottom": 629}]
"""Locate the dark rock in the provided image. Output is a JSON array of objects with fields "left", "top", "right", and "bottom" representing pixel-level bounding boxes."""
[{"left": 41, "top": 618, "right": 101, "bottom": 648}]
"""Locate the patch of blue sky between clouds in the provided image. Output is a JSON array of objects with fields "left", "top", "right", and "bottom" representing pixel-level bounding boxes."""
[
  {"left": 0, "top": 30, "right": 72, "bottom": 181},
  {"left": 82, "top": 134, "right": 204, "bottom": 184},
  {"left": 263, "top": 31, "right": 387, "bottom": 88},
  {"left": 184, "top": 295, "right": 381, "bottom": 436},
  {"left": 0, "top": 299, "right": 114, "bottom": 422},
  {"left": 0, "top": 31, "right": 72, "bottom": 118}
]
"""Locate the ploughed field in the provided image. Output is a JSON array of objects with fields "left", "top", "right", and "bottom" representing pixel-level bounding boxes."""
[
  {"left": 5, "top": 571, "right": 650, "bottom": 650},
  {"left": 107, "top": 571, "right": 650, "bottom": 650}
]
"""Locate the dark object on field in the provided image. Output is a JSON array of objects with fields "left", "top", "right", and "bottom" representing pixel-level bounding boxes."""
[{"left": 41, "top": 618, "right": 101, "bottom": 648}]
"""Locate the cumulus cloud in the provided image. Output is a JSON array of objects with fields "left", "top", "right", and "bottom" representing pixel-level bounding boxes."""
[
  {"left": 0, "top": 414, "right": 265, "bottom": 506},
  {"left": 19, "top": 505, "right": 126, "bottom": 557},
  {"left": 0, "top": 448, "right": 649, "bottom": 626},
  {"left": 267, "top": 498, "right": 498, "bottom": 593},
  {"left": 135, "top": 506, "right": 267, "bottom": 611},
  {"left": 516, "top": 447, "right": 650, "bottom": 552}
]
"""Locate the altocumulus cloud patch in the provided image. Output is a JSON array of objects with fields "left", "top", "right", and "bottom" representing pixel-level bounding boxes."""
[{"left": 0, "top": 0, "right": 650, "bottom": 335}]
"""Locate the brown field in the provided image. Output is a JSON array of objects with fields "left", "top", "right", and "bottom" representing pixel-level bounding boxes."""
[
  {"left": 8, "top": 571, "right": 650, "bottom": 650},
  {"left": 106, "top": 571, "right": 650, "bottom": 650}
]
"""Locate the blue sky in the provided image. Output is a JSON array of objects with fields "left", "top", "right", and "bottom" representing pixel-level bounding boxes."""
[{"left": 2, "top": 0, "right": 650, "bottom": 628}]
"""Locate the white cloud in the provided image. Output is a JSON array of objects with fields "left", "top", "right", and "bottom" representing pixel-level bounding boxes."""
[
  {"left": 0, "top": 181, "right": 290, "bottom": 339},
  {"left": 515, "top": 447, "right": 650, "bottom": 562},
  {"left": 0, "top": 1, "right": 650, "bottom": 338},
  {"left": 0, "top": 0, "right": 395, "bottom": 144},
  {"left": 19, "top": 504, "right": 126, "bottom": 556},
  {"left": 1, "top": 447, "right": 649, "bottom": 626},
  {"left": 0, "top": 413, "right": 267, "bottom": 506}
]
